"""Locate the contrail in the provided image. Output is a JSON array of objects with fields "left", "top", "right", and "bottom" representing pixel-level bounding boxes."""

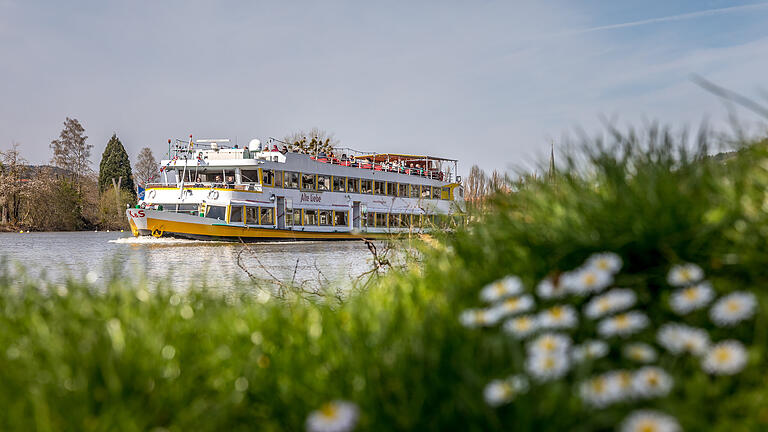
[{"left": 552, "top": 2, "right": 768, "bottom": 38}]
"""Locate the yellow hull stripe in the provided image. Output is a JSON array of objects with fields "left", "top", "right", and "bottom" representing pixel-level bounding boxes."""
[{"left": 146, "top": 218, "right": 389, "bottom": 240}]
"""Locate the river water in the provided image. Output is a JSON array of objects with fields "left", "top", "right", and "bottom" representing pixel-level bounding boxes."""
[{"left": 0, "top": 231, "right": 382, "bottom": 288}]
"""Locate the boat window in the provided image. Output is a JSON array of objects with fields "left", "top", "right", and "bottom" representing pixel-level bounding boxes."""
[
  {"left": 332, "top": 176, "right": 346, "bottom": 192},
  {"left": 375, "top": 212, "right": 387, "bottom": 227},
  {"left": 399, "top": 184, "right": 408, "bottom": 197},
  {"left": 318, "top": 210, "right": 332, "bottom": 226},
  {"left": 260, "top": 207, "right": 274, "bottom": 225},
  {"left": 301, "top": 173, "right": 316, "bottom": 191},
  {"left": 421, "top": 185, "right": 431, "bottom": 198},
  {"left": 317, "top": 175, "right": 331, "bottom": 191},
  {"left": 178, "top": 204, "right": 198, "bottom": 215},
  {"left": 241, "top": 169, "right": 259, "bottom": 183},
  {"left": 386, "top": 182, "right": 397, "bottom": 196},
  {"left": 347, "top": 178, "right": 359, "bottom": 193},
  {"left": 432, "top": 187, "right": 441, "bottom": 199},
  {"left": 206, "top": 205, "right": 226, "bottom": 221},
  {"left": 245, "top": 207, "right": 259, "bottom": 225},
  {"left": 410, "top": 185, "right": 420, "bottom": 198},
  {"left": 374, "top": 181, "right": 386, "bottom": 195},
  {"left": 334, "top": 211, "right": 348, "bottom": 226},
  {"left": 274, "top": 171, "right": 283, "bottom": 188},
  {"left": 263, "top": 169, "right": 274, "bottom": 186},
  {"left": 303, "top": 209, "right": 318, "bottom": 225},
  {"left": 442, "top": 186, "right": 451, "bottom": 200},
  {"left": 223, "top": 170, "right": 236, "bottom": 185},
  {"left": 360, "top": 179, "right": 373, "bottom": 194},
  {"left": 284, "top": 171, "right": 299, "bottom": 189},
  {"left": 230, "top": 205, "right": 243, "bottom": 223},
  {"left": 366, "top": 212, "right": 374, "bottom": 227},
  {"left": 389, "top": 213, "right": 403, "bottom": 228}
]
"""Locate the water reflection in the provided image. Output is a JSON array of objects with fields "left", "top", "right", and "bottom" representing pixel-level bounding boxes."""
[{"left": 1, "top": 232, "right": 378, "bottom": 288}]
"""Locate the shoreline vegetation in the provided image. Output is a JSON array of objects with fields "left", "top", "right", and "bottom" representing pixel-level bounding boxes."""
[{"left": 2, "top": 126, "right": 768, "bottom": 430}]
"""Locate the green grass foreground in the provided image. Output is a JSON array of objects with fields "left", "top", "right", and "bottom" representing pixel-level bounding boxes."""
[{"left": 2, "top": 131, "right": 768, "bottom": 431}]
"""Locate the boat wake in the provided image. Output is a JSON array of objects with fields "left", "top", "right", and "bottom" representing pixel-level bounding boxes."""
[{"left": 109, "top": 237, "right": 231, "bottom": 245}]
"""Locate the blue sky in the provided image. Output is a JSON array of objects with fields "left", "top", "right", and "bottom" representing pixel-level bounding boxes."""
[{"left": 1, "top": 0, "right": 767, "bottom": 176}]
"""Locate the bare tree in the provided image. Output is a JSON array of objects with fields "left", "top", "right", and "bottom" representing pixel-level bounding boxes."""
[
  {"left": 134, "top": 147, "right": 159, "bottom": 186},
  {"left": 50, "top": 117, "right": 92, "bottom": 185},
  {"left": 464, "top": 164, "right": 488, "bottom": 203},
  {"left": 0, "top": 142, "right": 27, "bottom": 225},
  {"left": 283, "top": 128, "right": 340, "bottom": 155}
]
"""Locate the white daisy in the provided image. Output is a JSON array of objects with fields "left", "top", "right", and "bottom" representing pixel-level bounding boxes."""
[
  {"left": 483, "top": 375, "right": 529, "bottom": 407},
  {"left": 669, "top": 281, "right": 714, "bottom": 315},
  {"left": 604, "top": 369, "right": 635, "bottom": 401},
  {"left": 525, "top": 352, "right": 570, "bottom": 382},
  {"left": 584, "top": 288, "right": 637, "bottom": 319},
  {"left": 620, "top": 410, "right": 681, "bottom": 432},
  {"left": 528, "top": 332, "right": 572, "bottom": 357},
  {"left": 656, "top": 323, "right": 710, "bottom": 356},
  {"left": 563, "top": 267, "right": 612, "bottom": 295},
  {"left": 479, "top": 275, "right": 524, "bottom": 303},
  {"left": 459, "top": 308, "right": 501, "bottom": 328},
  {"left": 709, "top": 291, "right": 757, "bottom": 327},
  {"left": 586, "top": 252, "right": 623, "bottom": 274},
  {"left": 572, "top": 340, "right": 609, "bottom": 362},
  {"left": 502, "top": 314, "right": 538, "bottom": 339},
  {"left": 579, "top": 374, "right": 621, "bottom": 408},
  {"left": 490, "top": 294, "right": 535, "bottom": 319},
  {"left": 536, "top": 276, "right": 569, "bottom": 299},
  {"left": 597, "top": 311, "right": 649, "bottom": 338},
  {"left": 667, "top": 263, "right": 704, "bottom": 287},
  {"left": 306, "top": 400, "right": 359, "bottom": 432},
  {"left": 632, "top": 366, "right": 673, "bottom": 399},
  {"left": 623, "top": 343, "right": 658, "bottom": 363},
  {"left": 702, "top": 340, "right": 748, "bottom": 375},
  {"left": 538, "top": 305, "right": 578, "bottom": 330}
]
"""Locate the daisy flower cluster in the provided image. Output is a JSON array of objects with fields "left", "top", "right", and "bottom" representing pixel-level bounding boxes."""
[
  {"left": 306, "top": 400, "right": 359, "bottom": 432},
  {"left": 458, "top": 253, "right": 760, "bottom": 431}
]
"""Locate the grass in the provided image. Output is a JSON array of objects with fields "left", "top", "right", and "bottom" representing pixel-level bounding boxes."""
[{"left": 1, "top": 128, "right": 768, "bottom": 431}]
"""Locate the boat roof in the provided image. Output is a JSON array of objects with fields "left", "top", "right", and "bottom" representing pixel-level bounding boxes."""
[{"left": 353, "top": 153, "right": 457, "bottom": 163}]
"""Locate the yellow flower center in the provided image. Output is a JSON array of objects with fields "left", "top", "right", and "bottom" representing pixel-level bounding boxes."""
[
  {"left": 583, "top": 273, "right": 597, "bottom": 285},
  {"left": 596, "top": 260, "right": 609, "bottom": 270},
  {"left": 540, "top": 339, "right": 556, "bottom": 351},
  {"left": 543, "top": 357, "right": 556, "bottom": 370},
  {"left": 615, "top": 314, "right": 630, "bottom": 329},
  {"left": 320, "top": 403, "right": 339, "bottom": 419},
  {"left": 637, "top": 421, "right": 659, "bottom": 432},
  {"left": 477, "top": 311, "right": 487, "bottom": 323},
  {"left": 550, "top": 307, "right": 564, "bottom": 319},
  {"left": 646, "top": 373, "right": 660, "bottom": 387},
  {"left": 726, "top": 299, "right": 742, "bottom": 313},
  {"left": 597, "top": 298, "right": 611, "bottom": 312},
  {"left": 514, "top": 318, "right": 531, "bottom": 331},
  {"left": 680, "top": 269, "right": 691, "bottom": 281},
  {"left": 683, "top": 287, "right": 699, "bottom": 300},
  {"left": 505, "top": 298, "right": 521, "bottom": 310},
  {"left": 714, "top": 348, "right": 732, "bottom": 364},
  {"left": 494, "top": 283, "right": 506, "bottom": 296},
  {"left": 591, "top": 378, "right": 606, "bottom": 393}
]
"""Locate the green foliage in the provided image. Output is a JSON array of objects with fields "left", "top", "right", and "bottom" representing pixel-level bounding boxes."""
[
  {"left": 1, "top": 130, "right": 768, "bottom": 430},
  {"left": 98, "top": 134, "right": 136, "bottom": 200}
]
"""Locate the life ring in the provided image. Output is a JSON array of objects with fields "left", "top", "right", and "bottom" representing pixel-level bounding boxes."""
[
  {"left": 208, "top": 190, "right": 219, "bottom": 199},
  {"left": 151, "top": 228, "right": 163, "bottom": 238},
  {"left": 147, "top": 189, "right": 157, "bottom": 199}
]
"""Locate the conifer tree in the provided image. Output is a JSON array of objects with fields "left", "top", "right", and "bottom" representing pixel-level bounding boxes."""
[{"left": 98, "top": 133, "right": 136, "bottom": 200}]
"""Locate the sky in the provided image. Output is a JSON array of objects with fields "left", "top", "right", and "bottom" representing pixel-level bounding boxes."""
[{"left": 1, "top": 0, "right": 767, "bottom": 177}]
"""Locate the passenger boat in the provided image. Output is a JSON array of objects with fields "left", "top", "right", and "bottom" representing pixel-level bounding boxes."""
[{"left": 126, "top": 137, "right": 466, "bottom": 241}]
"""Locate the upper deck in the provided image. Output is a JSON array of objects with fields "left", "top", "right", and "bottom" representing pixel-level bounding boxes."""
[{"left": 157, "top": 138, "right": 459, "bottom": 186}]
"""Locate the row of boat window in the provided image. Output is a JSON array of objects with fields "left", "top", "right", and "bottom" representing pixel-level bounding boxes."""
[
  {"left": 260, "top": 170, "right": 452, "bottom": 200},
  {"left": 160, "top": 203, "right": 458, "bottom": 228},
  {"left": 184, "top": 168, "right": 454, "bottom": 200}
]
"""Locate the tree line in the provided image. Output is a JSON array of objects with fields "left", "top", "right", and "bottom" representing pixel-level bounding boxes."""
[{"left": 0, "top": 118, "right": 159, "bottom": 231}]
